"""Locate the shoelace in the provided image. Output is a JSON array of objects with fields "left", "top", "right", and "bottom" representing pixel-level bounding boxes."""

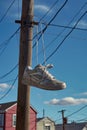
[
  {"left": 45, "top": 64, "right": 53, "bottom": 69},
  {"left": 32, "top": 64, "right": 55, "bottom": 79},
  {"left": 44, "top": 68, "right": 55, "bottom": 79}
]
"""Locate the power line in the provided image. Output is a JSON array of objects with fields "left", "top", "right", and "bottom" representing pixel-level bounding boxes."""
[
  {"left": 0, "top": 28, "right": 20, "bottom": 82},
  {"left": 0, "top": 27, "right": 20, "bottom": 57},
  {"left": 42, "top": 23, "right": 87, "bottom": 31},
  {"left": 33, "top": 1, "right": 87, "bottom": 42},
  {"left": 76, "top": 117, "right": 87, "bottom": 122},
  {"left": 39, "top": 0, "right": 60, "bottom": 22},
  {"left": 43, "top": 11, "right": 87, "bottom": 64},
  {"left": 0, "top": 75, "right": 18, "bottom": 100},
  {"left": 0, "top": 46, "right": 8, "bottom": 57},
  {"left": 33, "top": 0, "right": 68, "bottom": 48},
  {"left": 46, "top": 0, "right": 68, "bottom": 26},
  {"left": 0, "top": 79, "right": 16, "bottom": 83},
  {"left": 67, "top": 104, "right": 87, "bottom": 118},
  {"left": 0, "top": 27, "right": 20, "bottom": 49},
  {"left": 17, "top": 0, "right": 20, "bottom": 19},
  {"left": 38, "top": 2, "right": 87, "bottom": 63},
  {"left": 0, "top": 64, "right": 18, "bottom": 80},
  {"left": 32, "top": 0, "right": 60, "bottom": 41},
  {"left": 0, "top": 0, "right": 16, "bottom": 23},
  {"left": 68, "top": 2, "right": 87, "bottom": 25},
  {"left": 55, "top": 104, "right": 87, "bottom": 123}
]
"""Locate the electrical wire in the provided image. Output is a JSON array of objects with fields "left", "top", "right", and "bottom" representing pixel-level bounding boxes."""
[
  {"left": 0, "top": 75, "right": 18, "bottom": 100},
  {"left": 0, "top": 1, "right": 85, "bottom": 78},
  {"left": 76, "top": 117, "right": 87, "bottom": 122},
  {"left": 0, "top": 27, "right": 20, "bottom": 57},
  {"left": 55, "top": 104, "right": 87, "bottom": 123},
  {"left": 17, "top": 0, "right": 20, "bottom": 19},
  {"left": 0, "top": 1, "right": 20, "bottom": 85},
  {"left": 39, "top": 0, "right": 60, "bottom": 22},
  {"left": 33, "top": 0, "right": 68, "bottom": 48},
  {"left": 0, "top": 79, "right": 16, "bottom": 83},
  {"left": 0, "top": 46, "right": 8, "bottom": 57},
  {"left": 0, "top": 0, "right": 16, "bottom": 23},
  {"left": 0, "top": 64, "right": 18, "bottom": 80},
  {"left": 0, "top": 27, "right": 20, "bottom": 49},
  {"left": 66, "top": 104, "right": 87, "bottom": 118},
  {"left": 17, "top": 0, "right": 59, "bottom": 42},
  {"left": 0, "top": 1, "right": 19, "bottom": 100},
  {"left": 46, "top": 1, "right": 87, "bottom": 43},
  {"left": 33, "top": 1, "right": 87, "bottom": 42},
  {"left": 42, "top": 11, "right": 87, "bottom": 64},
  {"left": 36, "top": 2, "right": 87, "bottom": 63},
  {"left": 42, "top": 23, "right": 87, "bottom": 31}
]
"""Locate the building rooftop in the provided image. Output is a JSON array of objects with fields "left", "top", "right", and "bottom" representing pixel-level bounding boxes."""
[
  {"left": 0, "top": 101, "right": 17, "bottom": 112},
  {"left": 0, "top": 101, "right": 37, "bottom": 113}
]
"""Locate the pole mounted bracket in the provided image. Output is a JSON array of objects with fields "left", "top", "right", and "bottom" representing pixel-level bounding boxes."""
[
  {"left": 15, "top": 20, "right": 21, "bottom": 24},
  {"left": 15, "top": 20, "right": 39, "bottom": 26}
]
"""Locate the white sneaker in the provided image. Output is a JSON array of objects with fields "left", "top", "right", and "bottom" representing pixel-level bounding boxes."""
[{"left": 22, "top": 64, "right": 66, "bottom": 90}]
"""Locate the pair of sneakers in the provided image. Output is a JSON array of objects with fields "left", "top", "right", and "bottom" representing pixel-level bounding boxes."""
[{"left": 22, "top": 64, "right": 66, "bottom": 90}]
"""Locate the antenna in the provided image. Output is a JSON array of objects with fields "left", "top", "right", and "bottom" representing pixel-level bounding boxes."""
[{"left": 43, "top": 109, "right": 45, "bottom": 118}]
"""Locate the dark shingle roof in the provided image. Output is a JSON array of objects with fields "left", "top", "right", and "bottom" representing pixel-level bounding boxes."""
[
  {"left": 37, "top": 118, "right": 43, "bottom": 122},
  {"left": 0, "top": 101, "right": 17, "bottom": 112},
  {"left": 0, "top": 101, "right": 37, "bottom": 113}
]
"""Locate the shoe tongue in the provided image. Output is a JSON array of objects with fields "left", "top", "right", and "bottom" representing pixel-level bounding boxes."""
[{"left": 45, "top": 70, "right": 54, "bottom": 79}]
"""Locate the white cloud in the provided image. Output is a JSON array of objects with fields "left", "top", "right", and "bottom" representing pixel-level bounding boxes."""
[
  {"left": 79, "top": 92, "right": 87, "bottom": 96},
  {"left": 44, "top": 97, "right": 87, "bottom": 106},
  {"left": 11, "top": 5, "right": 50, "bottom": 19},
  {"left": 44, "top": 98, "right": 59, "bottom": 105},
  {"left": 34, "top": 5, "right": 50, "bottom": 12},
  {"left": 0, "top": 83, "right": 10, "bottom": 89},
  {"left": 76, "top": 20, "right": 87, "bottom": 28},
  {"left": 74, "top": 92, "right": 87, "bottom": 96},
  {"left": 82, "top": 92, "right": 87, "bottom": 95}
]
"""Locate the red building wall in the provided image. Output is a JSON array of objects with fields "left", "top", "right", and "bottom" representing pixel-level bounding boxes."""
[
  {"left": 5, "top": 104, "right": 17, "bottom": 130},
  {"left": 4, "top": 104, "right": 37, "bottom": 130},
  {"left": 30, "top": 107, "right": 37, "bottom": 130}
]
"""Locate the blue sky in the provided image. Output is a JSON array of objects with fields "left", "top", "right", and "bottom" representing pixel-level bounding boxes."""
[{"left": 0, "top": 0, "right": 87, "bottom": 124}]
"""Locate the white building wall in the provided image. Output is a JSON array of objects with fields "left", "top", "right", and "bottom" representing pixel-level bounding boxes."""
[{"left": 37, "top": 117, "right": 55, "bottom": 130}]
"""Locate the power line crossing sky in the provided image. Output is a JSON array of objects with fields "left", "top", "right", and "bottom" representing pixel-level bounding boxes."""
[{"left": 0, "top": 0, "right": 87, "bottom": 124}]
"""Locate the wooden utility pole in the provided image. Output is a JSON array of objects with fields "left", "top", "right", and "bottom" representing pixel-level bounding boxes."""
[
  {"left": 58, "top": 110, "right": 66, "bottom": 130},
  {"left": 16, "top": 0, "right": 34, "bottom": 130}
]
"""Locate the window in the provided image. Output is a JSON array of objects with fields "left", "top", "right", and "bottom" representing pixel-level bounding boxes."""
[
  {"left": 0, "top": 128, "right": 3, "bottom": 130},
  {"left": 0, "top": 114, "right": 4, "bottom": 126},
  {"left": 12, "top": 114, "right": 16, "bottom": 127},
  {"left": 44, "top": 126, "right": 50, "bottom": 130}
]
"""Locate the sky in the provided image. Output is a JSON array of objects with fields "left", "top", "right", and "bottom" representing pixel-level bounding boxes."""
[{"left": 0, "top": 0, "right": 87, "bottom": 124}]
